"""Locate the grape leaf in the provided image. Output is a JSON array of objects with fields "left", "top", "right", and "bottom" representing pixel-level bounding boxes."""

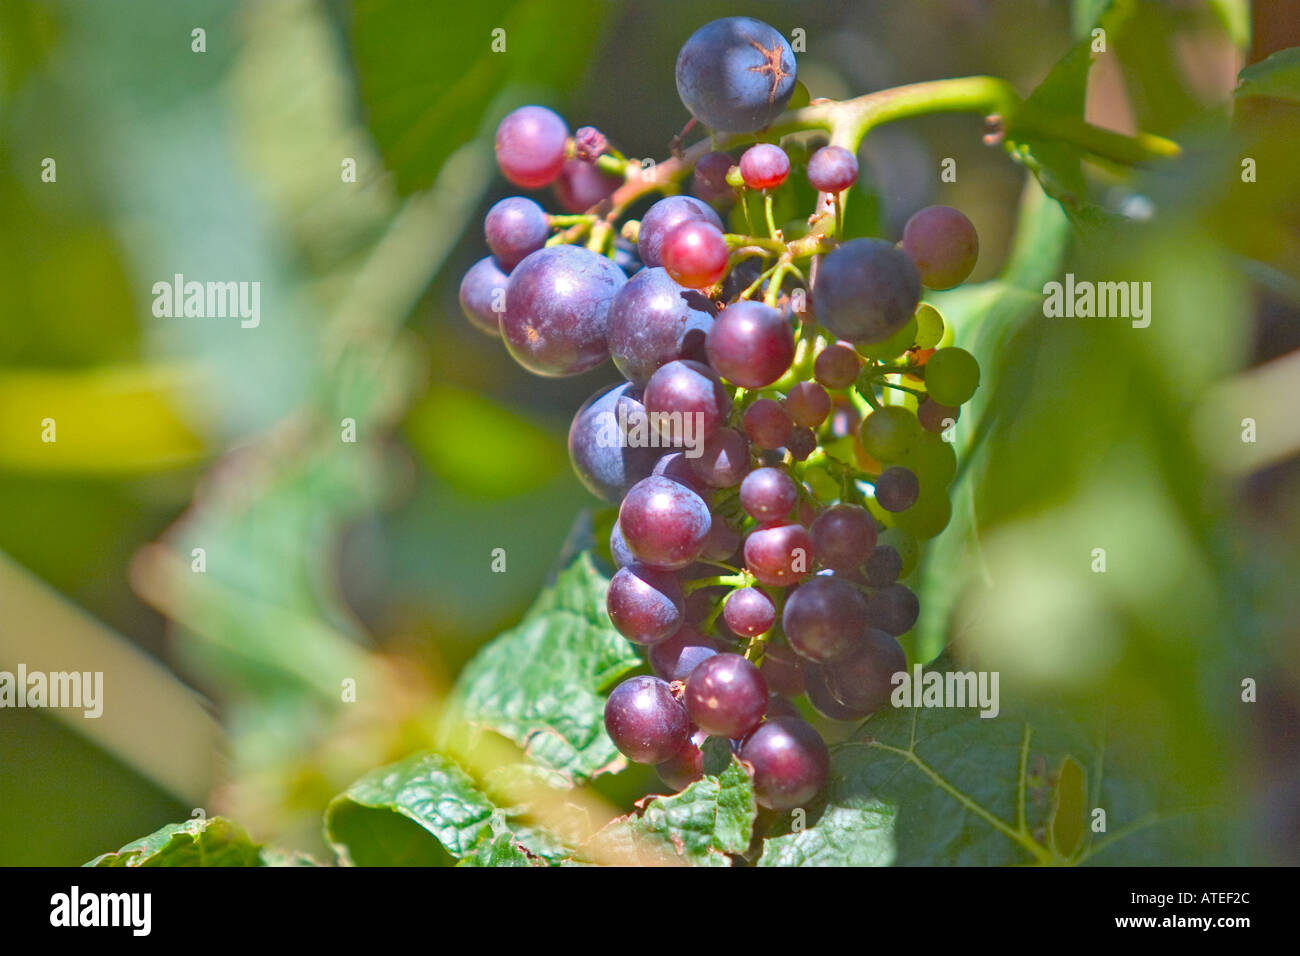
[
  {"left": 757, "top": 800, "right": 896, "bottom": 867},
  {"left": 445, "top": 550, "right": 643, "bottom": 783},
  {"left": 1234, "top": 47, "right": 1300, "bottom": 104},
  {"left": 347, "top": 0, "right": 610, "bottom": 194},
  {"left": 325, "top": 751, "right": 544, "bottom": 867},
  {"left": 817, "top": 656, "right": 1226, "bottom": 865},
  {"left": 84, "top": 817, "right": 263, "bottom": 867},
  {"left": 581, "top": 757, "right": 756, "bottom": 867}
]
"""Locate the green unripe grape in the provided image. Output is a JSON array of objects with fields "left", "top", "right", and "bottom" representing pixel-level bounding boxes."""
[
  {"left": 864, "top": 493, "right": 894, "bottom": 527},
  {"left": 822, "top": 433, "right": 857, "bottom": 466},
  {"left": 914, "top": 304, "right": 945, "bottom": 349},
  {"left": 896, "top": 431, "right": 957, "bottom": 491},
  {"left": 860, "top": 405, "right": 922, "bottom": 462},
  {"left": 878, "top": 526, "right": 919, "bottom": 576},
  {"left": 855, "top": 316, "right": 917, "bottom": 360},
  {"left": 803, "top": 465, "right": 840, "bottom": 502},
  {"left": 892, "top": 490, "right": 952, "bottom": 539},
  {"left": 923, "top": 347, "right": 979, "bottom": 406}
]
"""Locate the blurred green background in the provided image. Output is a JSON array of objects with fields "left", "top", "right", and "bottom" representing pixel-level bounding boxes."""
[{"left": 1, "top": 0, "right": 1297, "bottom": 865}]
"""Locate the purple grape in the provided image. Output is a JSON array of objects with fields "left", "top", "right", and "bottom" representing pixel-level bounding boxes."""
[
  {"left": 764, "top": 694, "right": 801, "bottom": 720},
  {"left": 652, "top": 451, "right": 709, "bottom": 497},
  {"left": 862, "top": 544, "right": 903, "bottom": 587},
  {"left": 784, "top": 425, "right": 817, "bottom": 461},
  {"left": 501, "top": 245, "right": 625, "bottom": 377},
  {"left": 918, "top": 398, "right": 960, "bottom": 434},
  {"left": 743, "top": 398, "right": 794, "bottom": 450},
  {"left": 554, "top": 158, "right": 622, "bottom": 213},
  {"left": 484, "top": 197, "right": 549, "bottom": 269},
  {"left": 568, "top": 383, "right": 659, "bottom": 503},
  {"left": 739, "top": 143, "right": 790, "bottom": 190},
  {"left": 875, "top": 466, "right": 920, "bottom": 512},
  {"left": 782, "top": 575, "right": 868, "bottom": 661},
  {"left": 901, "top": 205, "right": 979, "bottom": 290},
  {"left": 495, "top": 105, "right": 568, "bottom": 189},
  {"left": 706, "top": 300, "right": 795, "bottom": 388},
  {"left": 688, "top": 427, "right": 751, "bottom": 489},
  {"left": 607, "top": 267, "right": 715, "bottom": 386},
  {"left": 656, "top": 728, "right": 708, "bottom": 790},
  {"left": 700, "top": 514, "right": 741, "bottom": 562},
  {"left": 675, "top": 18, "right": 797, "bottom": 134},
  {"left": 649, "top": 627, "right": 720, "bottom": 682},
  {"left": 458, "top": 255, "right": 509, "bottom": 336},
  {"left": 637, "top": 196, "right": 724, "bottom": 269},
  {"left": 744, "top": 521, "right": 814, "bottom": 587},
  {"left": 760, "top": 642, "right": 806, "bottom": 697},
  {"left": 739, "top": 467, "right": 798, "bottom": 521},
  {"left": 812, "top": 238, "right": 921, "bottom": 346},
  {"left": 610, "top": 520, "right": 635, "bottom": 569},
  {"left": 804, "top": 663, "right": 866, "bottom": 720},
  {"left": 810, "top": 504, "right": 877, "bottom": 571},
  {"left": 806, "top": 145, "right": 859, "bottom": 193},
  {"left": 618, "top": 475, "right": 712, "bottom": 571},
  {"left": 684, "top": 652, "right": 768, "bottom": 738},
  {"left": 606, "top": 563, "right": 685, "bottom": 645},
  {"left": 739, "top": 717, "right": 829, "bottom": 810},
  {"left": 785, "top": 382, "right": 830, "bottom": 428},
  {"left": 662, "top": 220, "right": 729, "bottom": 289},
  {"left": 643, "top": 359, "right": 731, "bottom": 446},
  {"left": 866, "top": 583, "right": 919, "bottom": 636},
  {"left": 723, "top": 586, "right": 776, "bottom": 638},
  {"left": 692, "top": 151, "right": 736, "bottom": 205},
  {"left": 605, "top": 675, "right": 690, "bottom": 764},
  {"left": 825, "top": 629, "right": 905, "bottom": 716},
  {"left": 814, "top": 344, "right": 862, "bottom": 389}
]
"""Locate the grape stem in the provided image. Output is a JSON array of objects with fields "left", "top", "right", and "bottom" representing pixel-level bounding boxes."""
[{"left": 597, "top": 75, "right": 1179, "bottom": 224}]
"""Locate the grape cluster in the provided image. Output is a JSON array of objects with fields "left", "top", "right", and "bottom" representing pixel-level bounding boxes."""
[{"left": 459, "top": 17, "right": 983, "bottom": 811}]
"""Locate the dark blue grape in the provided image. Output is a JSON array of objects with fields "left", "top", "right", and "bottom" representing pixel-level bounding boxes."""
[
  {"left": 458, "top": 255, "right": 509, "bottom": 336},
  {"left": 484, "top": 196, "right": 549, "bottom": 269},
  {"left": 782, "top": 575, "right": 868, "bottom": 661},
  {"left": 862, "top": 544, "right": 903, "bottom": 586},
  {"left": 649, "top": 627, "right": 719, "bottom": 682},
  {"left": 637, "top": 196, "right": 723, "bottom": 269},
  {"left": 605, "top": 675, "right": 690, "bottom": 764},
  {"left": 501, "top": 245, "right": 626, "bottom": 376},
  {"left": 739, "top": 717, "right": 829, "bottom": 810},
  {"left": 706, "top": 300, "right": 795, "bottom": 388},
  {"left": 866, "top": 583, "right": 919, "bottom": 636},
  {"left": 568, "top": 383, "right": 658, "bottom": 503},
  {"left": 612, "top": 236, "right": 644, "bottom": 276},
  {"left": 675, "top": 18, "right": 797, "bottom": 134},
  {"left": 684, "top": 652, "right": 768, "bottom": 738},
  {"left": 812, "top": 238, "right": 921, "bottom": 345},
  {"left": 824, "top": 628, "right": 905, "bottom": 716},
  {"left": 874, "top": 465, "right": 920, "bottom": 512},
  {"left": 606, "top": 563, "right": 684, "bottom": 645},
  {"left": 619, "top": 475, "right": 712, "bottom": 571},
  {"left": 607, "top": 267, "right": 715, "bottom": 386}
]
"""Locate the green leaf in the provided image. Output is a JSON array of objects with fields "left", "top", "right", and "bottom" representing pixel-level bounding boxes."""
[
  {"left": 325, "top": 751, "right": 542, "bottom": 866},
  {"left": 446, "top": 550, "right": 643, "bottom": 783},
  {"left": 1235, "top": 47, "right": 1300, "bottom": 104},
  {"left": 348, "top": 0, "right": 610, "bottom": 194},
  {"left": 582, "top": 757, "right": 756, "bottom": 866},
  {"left": 84, "top": 817, "right": 263, "bottom": 867},
  {"left": 1050, "top": 755, "right": 1088, "bottom": 860},
  {"left": 757, "top": 800, "right": 896, "bottom": 867}
]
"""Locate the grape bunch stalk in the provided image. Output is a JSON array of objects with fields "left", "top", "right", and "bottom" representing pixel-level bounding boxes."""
[{"left": 458, "top": 16, "right": 1038, "bottom": 811}]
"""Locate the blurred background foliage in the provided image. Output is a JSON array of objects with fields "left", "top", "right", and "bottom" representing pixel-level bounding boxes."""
[{"left": 0, "top": 0, "right": 1296, "bottom": 865}]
